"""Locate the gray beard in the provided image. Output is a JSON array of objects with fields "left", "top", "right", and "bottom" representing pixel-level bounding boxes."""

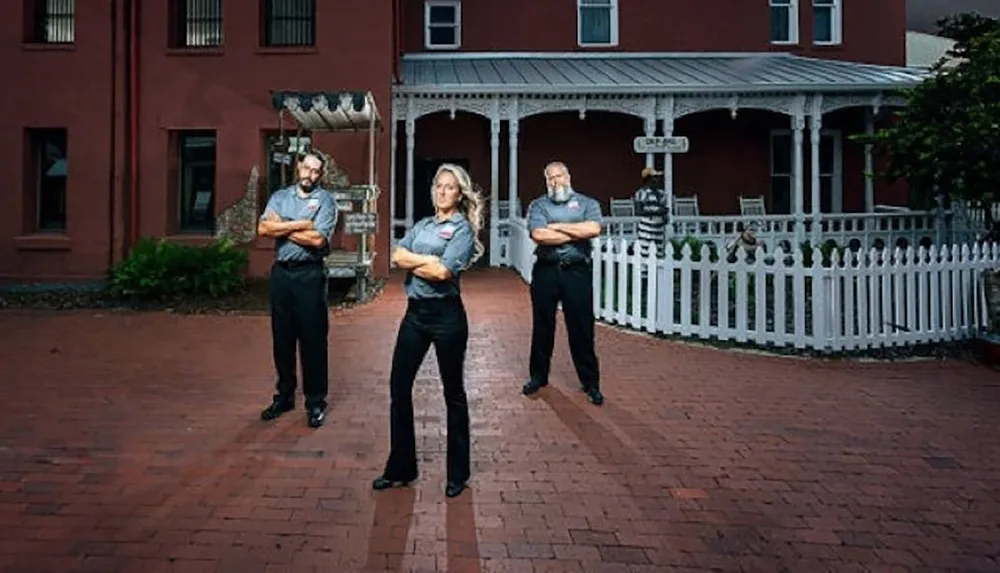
[{"left": 547, "top": 185, "right": 572, "bottom": 203}]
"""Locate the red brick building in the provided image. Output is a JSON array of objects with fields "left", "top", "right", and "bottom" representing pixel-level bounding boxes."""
[{"left": 0, "top": 0, "right": 923, "bottom": 282}]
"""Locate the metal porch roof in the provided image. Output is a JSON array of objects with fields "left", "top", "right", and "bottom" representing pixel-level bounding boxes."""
[{"left": 396, "top": 52, "right": 929, "bottom": 95}]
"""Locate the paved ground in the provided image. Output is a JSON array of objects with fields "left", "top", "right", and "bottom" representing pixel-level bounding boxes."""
[{"left": 1, "top": 268, "right": 999, "bottom": 573}]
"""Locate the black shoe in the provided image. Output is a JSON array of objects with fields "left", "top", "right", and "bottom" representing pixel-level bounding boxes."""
[
  {"left": 585, "top": 387, "right": 604, "bottom": 406},
  {"left": 372, "top": 476, "right": 414, "bottom": 490},
  {"left": 261, "top": 400, "right": 294, "bottom": 421},
  {"left": 522, "top": 379, "right": 547, "bottom": 396},
  {"left": 445, "top": 481, "right": 467, "bottom": 498},
  {"left": 307, "top": 407, "right": 325, "bottom": 428}
]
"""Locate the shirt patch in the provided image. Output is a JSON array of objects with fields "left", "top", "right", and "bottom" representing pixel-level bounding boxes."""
[
  {"left": 568, "top": 200, "right": 581, "bottom": 210},
  {"left": 438, "top": 225, "right": 455, "bottom": 239},
  {"left": 307, "top": 198, "right": 320, "bottom": 211}
]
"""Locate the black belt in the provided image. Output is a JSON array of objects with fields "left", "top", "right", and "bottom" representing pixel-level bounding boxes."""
[
  {"left": 536, "top": 258, "right": 591, "bottom": 269},
  {"left": 275, "top": 259, "right": 323, "bottom": 269}
]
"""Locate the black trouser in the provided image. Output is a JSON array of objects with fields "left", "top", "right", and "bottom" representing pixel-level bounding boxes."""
[
  {"left": 382, "top": 297, "right": 470, "bottom": 484},
  {"left": 529, "top": 260, "right": 600, "bottom": 391},
  {"left": 269, "top": 260, "right": 329, "bottom": 411}
]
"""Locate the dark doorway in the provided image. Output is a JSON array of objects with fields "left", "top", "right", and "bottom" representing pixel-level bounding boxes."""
[{"left": 414, "top": 157, "right": 470, "bottom": 221}]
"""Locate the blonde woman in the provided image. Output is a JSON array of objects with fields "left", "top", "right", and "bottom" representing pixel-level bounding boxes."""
[{"left": 373, "top": 163, "right": 485, "bottom": 498}]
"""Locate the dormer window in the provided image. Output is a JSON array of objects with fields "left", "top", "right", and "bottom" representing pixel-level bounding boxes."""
[{"left": 424, "top": 0, "right": 460, "bottom": 50}]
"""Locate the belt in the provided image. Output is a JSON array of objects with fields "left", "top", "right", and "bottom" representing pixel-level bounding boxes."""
[
  {"left": 275, "top": 259, "right": 323, "bottom": 269},
  {"left": 536, "top": 258, "right": 591, "bottom": 269}
]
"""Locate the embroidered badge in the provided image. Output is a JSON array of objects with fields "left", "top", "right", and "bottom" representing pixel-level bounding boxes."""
[
  {"left": 438, "top": 225, "right": 455, "bottom": 239},
  {"left": 568, "top": 199, "right": 581, "bottom": 210},
  {"left": 307, "top": 198, "right": 319, "bottom": 211}
]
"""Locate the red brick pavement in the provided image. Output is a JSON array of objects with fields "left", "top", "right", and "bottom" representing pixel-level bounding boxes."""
[{"left": 1, "top": 268, "right": 999, "bottom": 572}]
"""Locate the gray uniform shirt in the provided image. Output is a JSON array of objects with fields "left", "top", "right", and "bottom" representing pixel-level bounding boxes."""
[
  {"left": 526, "top": 191, "right": 604, "bottom": 263},
  {"left": 398, "top": 213, "right": 476, "bottom": 299},
  {"left": 259, "top": 185, "right": 339, "bottom": 262}
]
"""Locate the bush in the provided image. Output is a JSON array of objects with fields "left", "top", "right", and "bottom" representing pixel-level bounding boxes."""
[{"left": 108, "top": 237, "right": 249, "bottom": 300}]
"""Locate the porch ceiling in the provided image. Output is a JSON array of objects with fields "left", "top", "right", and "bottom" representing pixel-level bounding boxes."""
[{"left": 396, "top": 52, "right": 929, "bottom": 95}]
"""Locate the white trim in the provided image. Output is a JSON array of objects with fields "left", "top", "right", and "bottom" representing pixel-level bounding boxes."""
[
  {"left": 577, "top": 0, "right": 618, "bottom": 47},
  {"left": 812, "top": 0, "right": 842, "bottom": 46},
  {"left": 771, "top": 128, "right": 843, "bottom": 214},
  {"left": 424, "top": 0, "right": 461, "bottom": 50},
  {"left": 769, "top": 0, "right": 799, "bottom": 45}
]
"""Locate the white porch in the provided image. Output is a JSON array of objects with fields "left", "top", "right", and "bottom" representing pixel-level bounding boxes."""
[{"left": 387, "top": 51, "right": 978, "bottom": 266}]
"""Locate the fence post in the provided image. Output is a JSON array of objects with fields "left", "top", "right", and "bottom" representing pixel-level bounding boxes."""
[{"left": 809, "top": 245, "right": 829, "bottom": 352}]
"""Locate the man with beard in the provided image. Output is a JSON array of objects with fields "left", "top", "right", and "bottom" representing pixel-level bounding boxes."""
[
  {"left": 521, "top": 161, "right": 605, "bottom": 405},
  {"left": 256, "top": 152, "right": 339, "bottom": 428}
]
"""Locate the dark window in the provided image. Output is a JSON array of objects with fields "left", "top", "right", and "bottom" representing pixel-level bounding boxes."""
[
  {"left": 170, "top": 0, "right": 223, "bottom": 48},
  {"left": 578, "top": 0, "right": 615, "bottom": 46},
  {"left": 26, "top": 0, "right": 75, "bottom": 44},
  {"left": 769, "top": 0, "right": 795, "bottom": 44},
  {"left": 262, "top": 0, "right": 315, "bottom": 47},
  {"left": 424, "top": 1, "right": 460, "bottom": 49},
  {"left": 177, "top": 131, "right": 217, "bottom": 232},
  {"left": 26, "top": 128, "right": 68, "bottom": 233}
]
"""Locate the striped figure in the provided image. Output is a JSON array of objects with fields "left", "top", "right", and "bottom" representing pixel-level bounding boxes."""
[{"left": 632, "top": 167, "right": 668, "bottom": 258}]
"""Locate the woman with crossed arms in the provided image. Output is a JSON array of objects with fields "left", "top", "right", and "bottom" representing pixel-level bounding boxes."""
[{"left": 372, "top": 163, "right": 485, "bottom": 498}]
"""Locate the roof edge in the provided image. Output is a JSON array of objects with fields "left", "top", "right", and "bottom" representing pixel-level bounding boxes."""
[
  {"left": 401, "top": 51, "right": 793, "bottom": 61},
  {"left": 392, "top": 84, "right": 917, "bottom": 96}
]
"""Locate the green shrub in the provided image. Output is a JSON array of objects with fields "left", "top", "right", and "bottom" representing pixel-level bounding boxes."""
[{"left": 108, "top": 237, "right": 249, "bottom": 300}]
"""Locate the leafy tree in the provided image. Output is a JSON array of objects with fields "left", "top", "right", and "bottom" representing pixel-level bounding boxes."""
[{"left": 857, "top": 12, "right": 1000, "bottom": 236}]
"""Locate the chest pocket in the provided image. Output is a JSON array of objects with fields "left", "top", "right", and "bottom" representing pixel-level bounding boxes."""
[
  {"left": 557, "top": 200, "right": 587, "bottom": 223},
  {"left": 411, "top": 223, "right": 454, "bottom": 256}
]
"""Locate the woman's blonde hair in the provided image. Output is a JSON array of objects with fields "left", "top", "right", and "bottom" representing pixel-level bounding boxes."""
[{"left": 433, "top": 163, "right": 486, "bottom": 267}]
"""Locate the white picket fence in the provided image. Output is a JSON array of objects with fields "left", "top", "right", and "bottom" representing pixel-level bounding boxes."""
[{"left": 506, "top": 217, "right": 1000, "bottom": 353}]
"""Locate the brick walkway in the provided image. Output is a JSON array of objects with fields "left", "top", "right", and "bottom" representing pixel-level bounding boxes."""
[{"left": 1, "top": 268, "right": 999, "bottom": 573}]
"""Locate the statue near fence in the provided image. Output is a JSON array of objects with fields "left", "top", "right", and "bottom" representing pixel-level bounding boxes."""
[{"left": 632, "top": 167, "right": 669, "bottom": 258}]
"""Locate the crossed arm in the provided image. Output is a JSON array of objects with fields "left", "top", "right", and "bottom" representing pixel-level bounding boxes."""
[
  {"left": 530, "top": 221, "right": 602, "bottom": 245},
  {"left": 391, "top": 248, "right": 452, "bottom": 281},
  {"left": 257, "top": 211, "right": 327, "bottom": 248}
]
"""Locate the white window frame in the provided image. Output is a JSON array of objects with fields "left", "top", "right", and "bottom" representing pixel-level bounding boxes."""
[
  {"left": 769, "top": 0, "right": 799, "bottom": 45},
  {"left": 424, "top": 0, "right": 461, "bottom": 50},
  {"left": 577, "top": 0, "right": 618, "bottom": 48},
  {"left": 770, "top": 129, "right": 843, "bottom": 214},
  {"left": 812, "top": 0, "right": 842, "bottom": 45}
]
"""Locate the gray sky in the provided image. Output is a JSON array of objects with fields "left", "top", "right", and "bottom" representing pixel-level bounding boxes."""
[{"left": 908, "top": 0, "right": 1000, "bottom": 32}]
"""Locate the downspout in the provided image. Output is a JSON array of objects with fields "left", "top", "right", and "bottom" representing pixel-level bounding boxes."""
[
  {"left": 127, "top": 0, "right": 139, "bottom": 246},
  {"left": 108, "top": 0, "right": 118, "bottom": 269},
  {"left": 393, "top": 0, "right": 402, "bottom": 81}
]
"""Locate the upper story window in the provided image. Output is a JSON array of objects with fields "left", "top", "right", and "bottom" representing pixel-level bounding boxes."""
[
  {"left": 812, "top": 0, "right": 842, "bottom": 45},
  {"left": 25, "top": 0, "right": 75, "bottom": 44},
  {"left": 261, "top": 0, "right": 315, "bottom": 48},
  {"left": 578, "top": 0, "right": 618, "bottom": 47},
  {"left": 424, "top": 1, "right": 461, "bottom": 50},
  {"left": 169, "top": 0, "right": 223, "bottom": 48},
  {"left": 769, "top": 0, "right": 798, "bottom": 45}
]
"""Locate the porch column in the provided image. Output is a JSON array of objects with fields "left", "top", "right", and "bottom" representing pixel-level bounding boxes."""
[
  {"left": 389, "top": 115, "right": 397, "bottom": 239},
  {"left": 509, "top": 120, "right": 520, "bottom": 218},
  {"left": 792, "top": 113, "right": 805, "bottom": 244},
  {"left": 489, "top": 114, "right": 501, "bottom": 266},
  {"left": 404, "top": 110, "right": 415, "bottom": 230},
  {"left": 659, "top": 96, "right": 675, "bottom": 235},
  {"left": 809, "top": 113, "right": 822, "bottom": 244},
  {"left": 864, "top": 107, "right": 875, "bottom": 212}
]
